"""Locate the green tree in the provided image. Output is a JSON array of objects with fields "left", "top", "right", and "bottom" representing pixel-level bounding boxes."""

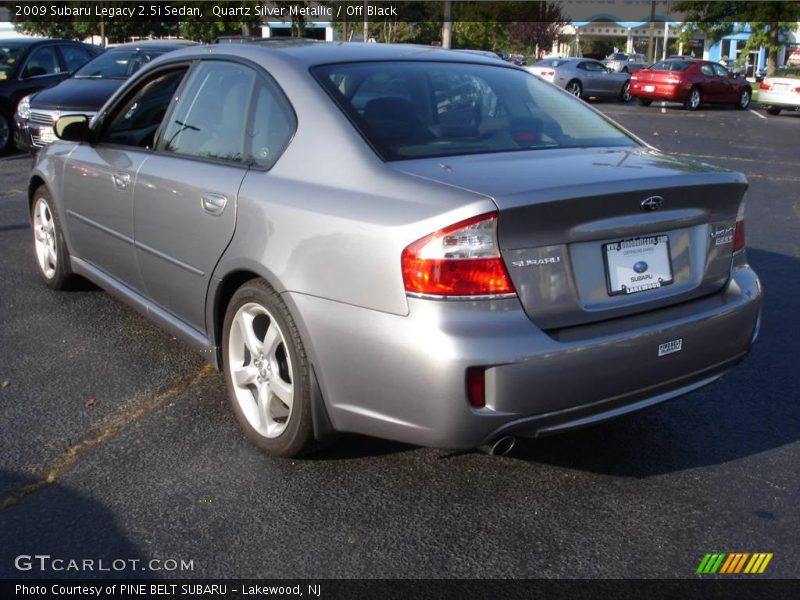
[
  {"left": 178, "top": 1, "right": 262, "bottom": 42},
  {"left": 675, "top": 1, "right": 800, "bottom": 75}
]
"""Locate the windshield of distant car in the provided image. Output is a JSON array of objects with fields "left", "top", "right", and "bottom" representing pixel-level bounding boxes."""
[
  {"left": 75, "top": 48, "right": 165, "bottom": 79},
  {"left": 0, "top": 45, "right": 26, "bottom": 79},
  {"left": 650, "top": 60, "right": 692, "bottom": 72},
  {"left": 313, "top": 61, "right": 637, "bottom": 161}
]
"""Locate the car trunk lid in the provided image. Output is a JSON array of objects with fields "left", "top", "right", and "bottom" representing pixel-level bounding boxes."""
[{"left": 393, "top": 147, "right": 747, "bottom": 329}]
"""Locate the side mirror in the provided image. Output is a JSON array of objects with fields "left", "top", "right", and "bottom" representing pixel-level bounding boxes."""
[{"left": 54, "top": 115, "right": 92, "bottom": 143}]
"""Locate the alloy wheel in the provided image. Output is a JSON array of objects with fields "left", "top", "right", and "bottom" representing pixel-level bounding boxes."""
[
  {"left": 228, "top": 302, "right": 294, "bottom": 439},
  {"left": 739, "top": 90, "right": 750, "bottom": 109},
  {"left": 33, "top": 196, "right": 58, "bottom": 279},
  {"left": 567, "top": 82, "right": 581, "bottom": 97},
  {"left": 689, "top": 89, "right": 701, "bottom": 110}
]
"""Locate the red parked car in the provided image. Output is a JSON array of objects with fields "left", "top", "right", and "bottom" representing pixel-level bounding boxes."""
[{"left": 630, "top": 58, "right": 752, "bottom": 111}]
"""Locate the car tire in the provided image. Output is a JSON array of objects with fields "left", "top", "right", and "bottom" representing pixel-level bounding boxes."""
[
  {"left": 684, "top": 87, "right": 702, "bottom": 111},
  {"left": 638, "top": 98, "right": 652, "bottom": 107},
  {"left": 222, "top": 278, "right": 315, "bottom": 458},
  {"left": 31, "top": 186, "right": 75, "bottom": 290},
  {"left": 566, "top": 80, "right": 582, "bottom": 98},
  {"left": 766, "top": 107, "right": 781, "bottom": 116},
  {"left": 735, "top": 89, "right": 751, "bottom": 110},
  {"left": 0, "top": 109, "right": 14, "bottom": 154},
  {"left": 619, "top": 81, "right": 632, "bottom": 102}
]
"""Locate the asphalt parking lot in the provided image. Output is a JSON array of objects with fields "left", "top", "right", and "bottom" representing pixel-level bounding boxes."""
[{"left": 0, "top": 101, "right": 798, "bottom": 580}]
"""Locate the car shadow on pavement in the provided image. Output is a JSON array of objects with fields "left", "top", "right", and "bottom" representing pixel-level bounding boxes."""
[
  {"left": 506, "top": 248, "right": 799, "bottom": 477},
  {"left": 0, "top": 471, "right": 149, "bottom": 579}
]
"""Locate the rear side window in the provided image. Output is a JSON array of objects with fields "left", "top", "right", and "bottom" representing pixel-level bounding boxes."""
[
  {"left": 60, "top": 45, "right": 91, "bottom": 72},
  {"left": 248, "top": 78, "right": 295, "bottom": 169},
  {"left": 22, "top": 46, "right": 60, "bottom": 78},
  {"left": 650, "top": 61, "right": 691, "bottom": 72},
  {"left": 313, "top": 61, "right": 636, "bottom": 161},
  {"left": 159, "top": 61, "right": 256, "bottom": 163}
]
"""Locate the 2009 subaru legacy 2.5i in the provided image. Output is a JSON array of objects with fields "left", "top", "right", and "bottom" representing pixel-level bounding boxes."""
[{"left": 29, "top": 41, "right": 762, "bottom": 457}]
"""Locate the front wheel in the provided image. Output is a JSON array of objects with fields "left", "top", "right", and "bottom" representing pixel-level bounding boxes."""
[
  {"left": 222, "top": 279, "right": 314, "bottom": 457},
  {"left": 638, "top": 97, "right": 653, "bottom": 107},
  {"left": 685, "top": 87, "right": 702, "bottom": 111},
  {"left": 31, "top": 186, "right": 75, "bottom": 290},
  {"left": 735, "top": 89, "right": 751, "bottom": 110},
  {"left": 619, "top": 81, "right": 632, "bottom": 102},
  {"left": 566, "top": 80, "right": 582, "bottom": 98}
]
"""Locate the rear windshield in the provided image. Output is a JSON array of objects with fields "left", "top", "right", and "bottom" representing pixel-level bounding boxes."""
[
  {"left": 649, "top": 60, "right": 691, "bottom": 72},
  {"left": 75, "top": 49, "right": 166, "bottom": 79},
  {"left": 775, "top": 66, "right": 800, "bottom": 79},
  {"left": 313, "top": 61, "right": 636, "bottom": 161},
  {"left": 535, "top": 58, "right": 571, "bottom": 68}
]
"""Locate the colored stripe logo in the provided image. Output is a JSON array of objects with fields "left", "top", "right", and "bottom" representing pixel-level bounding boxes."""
[{"left": 697, "top": 552, "right": 773, "bottom": 574}]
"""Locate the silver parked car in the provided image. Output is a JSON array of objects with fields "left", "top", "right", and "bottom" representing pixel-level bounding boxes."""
[
  {"left": 548, "top": 57, "right": 632, "bottom": 101},
  {"left": 603, "top": 52, "right": 649, "bottom": 73},
  {"left": 31, "top": 42, "right": 762, "bottom": 457}
]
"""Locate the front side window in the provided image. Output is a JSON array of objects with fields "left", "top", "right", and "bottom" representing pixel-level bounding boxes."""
[
  {"left": 712, "top": 64, "right": 730, "bottom": 78},
  {"left": 101, "top": 68, "right": 187, "bottom": 148},
  {"left": 314, "top": 61, "right": 636, "bottom": 160},
  {"left": 22, "top": 46, "right": 60, "bottom": 78},
  {"left": 158, "top": 61, "right": 255, "bottom": 163}
]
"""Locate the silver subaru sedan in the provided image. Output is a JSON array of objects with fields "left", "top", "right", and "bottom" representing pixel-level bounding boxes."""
[{"left": 29, "top": 42, "right": 762, "bottom": 457}]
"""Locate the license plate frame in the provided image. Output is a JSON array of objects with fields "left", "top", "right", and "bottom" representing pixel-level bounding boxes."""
[
  {"left": 644, "top": 84, "right": 656, "bottom": 92},
  {"left": 603, "top": 234, "right": 674, "bottom": 296}
]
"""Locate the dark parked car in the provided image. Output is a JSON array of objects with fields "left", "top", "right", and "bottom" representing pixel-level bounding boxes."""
[
  {"left": 15, "top": 40, "right": 196, "bottom": 152},
  {"left": 0, "top": 38, "right": 102, "bottom": 152},
  {"left": 630, "top": 58, "right": 752, "bottom": 110}
]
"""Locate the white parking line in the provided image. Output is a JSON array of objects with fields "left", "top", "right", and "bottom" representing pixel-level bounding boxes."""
[
  {"left": 749, "top": 109, "right": 767, "bottom": 120},
  {"left": 661, "top": 101, "right": 666, "bottom": 113}
]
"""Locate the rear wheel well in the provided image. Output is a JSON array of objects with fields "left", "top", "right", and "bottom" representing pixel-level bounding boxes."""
[{"left": 213, "top": 270, "right": 261, "bottom": 351}]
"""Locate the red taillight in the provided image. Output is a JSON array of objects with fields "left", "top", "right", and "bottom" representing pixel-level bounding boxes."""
[
  {"left": 544, "top": 70, "right": 554, "bottom": 77},
  {"left": 759, "top": 82, "right": 772, "bottom": 90},
  {"left": 466, "top": 367, "right": 486, "bottom": 408},
  {"left": 401, "top": 212, "right": 515, "bottom": 297},
  {"left": 733, "top": 218, "right": 745, "bottom": 253},
  {"left": 794, "top": 86, "right": 800, "bottom": 94}
]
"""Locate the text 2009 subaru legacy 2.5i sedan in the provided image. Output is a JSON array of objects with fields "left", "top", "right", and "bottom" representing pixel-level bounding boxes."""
[{"left": 30, "top": 42, "right": 762, "bottom": 457}]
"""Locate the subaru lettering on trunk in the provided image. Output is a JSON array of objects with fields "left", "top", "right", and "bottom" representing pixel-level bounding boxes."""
[{"left": 28, "top": 42, "right": 762, "bottom": 456}]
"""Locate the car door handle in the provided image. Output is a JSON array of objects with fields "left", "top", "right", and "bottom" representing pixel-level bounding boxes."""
[
  {"left": 201, "top": 193, "right": 228, "bottom": 216},
  {"left": 112, "top": 171, "right": 131, "bottom": 190}
]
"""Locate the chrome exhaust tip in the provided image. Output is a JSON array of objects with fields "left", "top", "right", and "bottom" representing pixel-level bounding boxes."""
[{"left": 485, "top": 436, "right": 516, "bottom": 456}]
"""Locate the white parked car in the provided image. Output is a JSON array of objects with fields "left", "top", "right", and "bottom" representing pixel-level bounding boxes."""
[
  {"left": 525, "top": 57, "right": 570, "bottom": 83},
  {"left": 759, "top": 66, "right": 800, "bottom": 115}
]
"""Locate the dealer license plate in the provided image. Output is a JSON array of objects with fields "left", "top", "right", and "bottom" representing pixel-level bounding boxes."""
[{"left": 604, "top": 235, "right": 673, "bottom": 296}]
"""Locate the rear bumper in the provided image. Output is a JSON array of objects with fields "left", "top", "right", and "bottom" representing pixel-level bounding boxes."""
[
  {"left": 289, "top": 261, "right": 762, "bottom": 449},
  {"left": 630, "top": 81, "right": 689, "bottom": 102},
  {"left": 757, "top": 90, "right": 800, "bottom": 110}
]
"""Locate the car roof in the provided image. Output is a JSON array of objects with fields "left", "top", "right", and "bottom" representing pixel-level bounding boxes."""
[
  {"left": 153, "top": 41, "right": 517, "bottom": 70},
  {"left": 0, "top": 37, "right": 81, "bottom": 47},
  {"left": 106, "top": 40, "right": 198, "bottom": 51}
]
